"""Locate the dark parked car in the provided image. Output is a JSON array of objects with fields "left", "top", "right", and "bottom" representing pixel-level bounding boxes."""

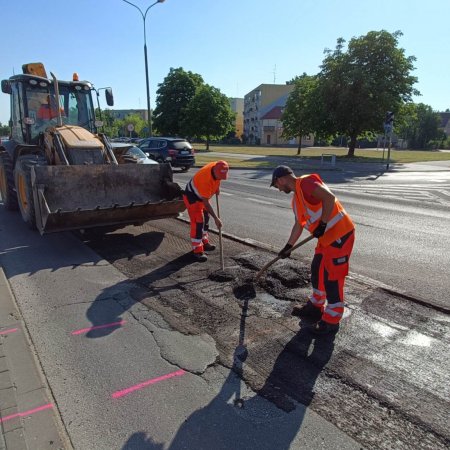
[{"left": 138, "top": 137, "right": 195, "bottom": 171}]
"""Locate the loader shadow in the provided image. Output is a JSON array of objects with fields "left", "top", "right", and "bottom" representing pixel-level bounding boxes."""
[
  {"left": 85, "top": 251, "right": 198, "bottom": 338},
  {"left": 121, "top": 311, "right": 335, "bottom": 449},
  {"left": 79, "top": 230, "right": 166, "bottom": 264}
]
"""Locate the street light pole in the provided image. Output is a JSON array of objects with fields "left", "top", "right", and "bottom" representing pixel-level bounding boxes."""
[{"left": 122, "top": 0, "right": 166, "bottom": 137}]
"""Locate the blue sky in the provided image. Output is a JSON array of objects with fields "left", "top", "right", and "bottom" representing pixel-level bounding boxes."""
[{"left": 1, "top": 0, "right": 449, "bottom": 125}]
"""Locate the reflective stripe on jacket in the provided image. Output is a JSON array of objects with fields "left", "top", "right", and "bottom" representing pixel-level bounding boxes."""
[{"left": 292, "top": 174, "right": 354, "bottom": 247}]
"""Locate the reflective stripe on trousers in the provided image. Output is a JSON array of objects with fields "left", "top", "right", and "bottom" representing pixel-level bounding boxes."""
[
  {"left": 310, "top": 288, "right": 326, "bottom": 309},
  {"left": 183, "top": 196, "right": 210, "bottom": 254},
  {"left": 311, "top": 252, "right": 346, "bottom": 324}
]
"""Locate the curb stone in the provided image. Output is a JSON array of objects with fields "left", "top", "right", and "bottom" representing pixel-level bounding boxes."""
[{"left": 0, "top": 267, "right": 71, "bottom": 450}]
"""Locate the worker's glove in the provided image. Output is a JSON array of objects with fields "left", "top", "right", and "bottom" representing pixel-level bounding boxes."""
[
  {"left": 278, "top": 243, "right": 293, "bottom": 259},
  {"left": 214, "top": 217, "right": 223, "bottom": 229},
  {"left": 313, "top": 221, "right": 327, "bottom": 238}
]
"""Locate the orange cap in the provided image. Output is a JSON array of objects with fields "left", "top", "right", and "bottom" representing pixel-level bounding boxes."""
[{"left": 215, "top": 160, "right": 229, "bottom": 179}]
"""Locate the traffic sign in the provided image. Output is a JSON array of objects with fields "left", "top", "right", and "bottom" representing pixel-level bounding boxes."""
[{"left": 127, "top": 124, "right": 134, "bottom": 132}]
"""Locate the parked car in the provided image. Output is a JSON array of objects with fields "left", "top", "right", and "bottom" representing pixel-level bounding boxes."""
[
  {"left": 138, "top": 137, "right": 195, "bottom": 171},
  {"left": 111, "top": 144, "right": 158, "bottom": 165}
]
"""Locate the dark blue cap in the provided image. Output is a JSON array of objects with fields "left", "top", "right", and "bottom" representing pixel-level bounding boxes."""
[{"left": 270, "top": 165, "right": 293, "bottom": 186}]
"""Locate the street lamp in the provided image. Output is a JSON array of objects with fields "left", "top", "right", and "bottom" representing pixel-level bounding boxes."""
[{"left": 122, "top": 0, "right": 166, "bottom": 137}]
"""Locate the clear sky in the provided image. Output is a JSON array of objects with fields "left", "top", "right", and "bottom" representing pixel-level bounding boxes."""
[{"left": 1, "top": 0, "right": 449, "bottom": 125}]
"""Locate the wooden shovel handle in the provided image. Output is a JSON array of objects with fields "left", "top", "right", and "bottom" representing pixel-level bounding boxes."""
[{"left": 216, "top": 194, "right": 224, "bottom": 271}]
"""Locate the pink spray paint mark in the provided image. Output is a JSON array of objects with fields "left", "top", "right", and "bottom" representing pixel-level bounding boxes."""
[
  {"left": 0, "top": 403, "right": 53, "bottom": 424},
  {"left": 0, "top": 328, "right": 19, "bottom": 335},
  {"left": 112, "top": 369, "right": 186, "bottom": 399},
  {"left": 71, "top": 320, "right": 126, "bottom": 335}
]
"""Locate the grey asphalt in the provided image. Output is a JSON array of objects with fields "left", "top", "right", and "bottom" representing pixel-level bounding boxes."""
[
  {"left": 0, "top": 209, "right": 361, "bottom": 449},
  {"left": 0, "top": 153, "right": 450, "bottom": 450}
]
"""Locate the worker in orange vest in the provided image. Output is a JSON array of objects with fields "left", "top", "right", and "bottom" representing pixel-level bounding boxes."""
[
  {"left": 270, "top": 166, "right": 355, "bottom": 335},
  {"left": 37, "top": 95, "right": 65, "bottom": 120},
  {"left": 183, "top": 160, "right": 229, "bottom": 262}
]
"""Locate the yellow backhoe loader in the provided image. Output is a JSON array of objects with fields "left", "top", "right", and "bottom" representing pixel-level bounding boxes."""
[{"left": 0, "top": 63, "right": 185, "bottom": 234}]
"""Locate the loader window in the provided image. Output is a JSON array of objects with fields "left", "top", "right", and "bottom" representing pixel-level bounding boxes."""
[
  {"left": 11, "top": 83, "right": 24, "bottom": 142},
  {"left": 26, "top": 87, "right": 64, "bottom": 141},
  {"left": 61, "top": 87, "right": 95, "bottom": 132},
  {"left": 24, "top": 83, "right": 96, "bottom": 141}
]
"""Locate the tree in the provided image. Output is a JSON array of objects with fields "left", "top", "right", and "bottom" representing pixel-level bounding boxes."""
[
  {"left": 281, "top": 74, "right": 318, "bottom": 154},
  {"left": 317, "top": 30, "right": 419, "bottom": 156},
  {"left": 397, "top": 103, "right": 442, "bottom": 149},
  {"left": 0, "top": 122, "right": 10, "bottom": 136},
  {"left": 102, "top": 109, "right": 120, "bottom": 137},
  {"left": 182, "top": 85, "right": 235, "bottom": 150},
  {"left": 153, "top": 68, "right": 204, "bottom": 136}
]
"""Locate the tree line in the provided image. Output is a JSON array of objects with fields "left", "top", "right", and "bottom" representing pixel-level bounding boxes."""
[
  {"left": 108, "top": 29, "right": 447, "bottom": 154},
  {"left": 282, "top": 30, "right": 448, "bottom": 156},
  {"left": 2, "top": 30, "right": 447, "bottom": 152},
  {"left": 101, "top": 68, "right": 235, "bottom": 151}
]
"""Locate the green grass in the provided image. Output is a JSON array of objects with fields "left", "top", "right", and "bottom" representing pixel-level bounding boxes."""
[
  {"left": 194, "top": 154, "right": 275, "bottom": 168},
  {"left": 192, "top": 143, "right": 450, "bottom": 165}
]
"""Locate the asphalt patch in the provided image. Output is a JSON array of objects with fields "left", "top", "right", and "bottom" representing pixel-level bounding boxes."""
[
  {"left": 208, "top": 267, "right": 240, "bottom": 282},
  {"left": 232, "top": 280, "right": 257, "bottom": 301},
  {"left": 267, "top": 265, "right": 310, "bottom": 288}
]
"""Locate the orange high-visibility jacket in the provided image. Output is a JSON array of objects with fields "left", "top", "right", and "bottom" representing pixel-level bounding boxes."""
[
  {"left": 185, "top": 162, "right": 220, "bottom": 201},
  {"left": 292, "top": 174, "right": 354, "bottom": 247}
]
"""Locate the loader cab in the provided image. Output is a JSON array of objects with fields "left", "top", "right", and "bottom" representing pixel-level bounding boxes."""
[{"left": 2, "top": 74, "right": 98, "bottom": 145}]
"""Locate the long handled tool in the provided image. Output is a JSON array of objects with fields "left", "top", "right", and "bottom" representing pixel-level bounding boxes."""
[
  {"left": 255, "top": 234, "right": 315, "bottom": 281},
  {"left": 216, "top": 193, "right": 225, "bottom": 270},
  {"left": 233, "top": 294, "right": 249, "bottom": 408}
]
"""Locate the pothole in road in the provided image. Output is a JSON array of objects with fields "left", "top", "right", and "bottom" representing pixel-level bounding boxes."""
[
  {"left": 207, "top": 253, "right": 312, "bottom": 306},
  {"left": 233, "top": 281, "right": 257, "bottom": 301}
]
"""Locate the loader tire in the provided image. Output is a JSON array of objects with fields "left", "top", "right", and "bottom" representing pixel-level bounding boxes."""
[
  {"left": 15, "top": 155, "right": 47, "bottom": 230},
  {"left": 0, "top": 151, "right": 19, "bottom": 210}
]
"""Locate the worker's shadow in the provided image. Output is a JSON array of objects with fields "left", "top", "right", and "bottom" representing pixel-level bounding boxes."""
[
  {"left": 121, "top": 300, "right": 336, "bottom": 450},
  {"left": 258, "top": 321, "right": 336, "bottom": 413},
  {"left": 84, "top": 250, "right": 199, "bottom": 339}
]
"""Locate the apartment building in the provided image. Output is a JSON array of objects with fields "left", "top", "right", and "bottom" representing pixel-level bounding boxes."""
[
  {"left": 440, "top": 112, "right": 450, "bottom": 135},
  {"left": 229, "top": 98, "right": 244, "bottom": 139},
  {"left": 243, "top": 84, "right": 294, "bottom": 144},
  {"left": 260, "top": 105, "right": 314, "bottom": 146}
]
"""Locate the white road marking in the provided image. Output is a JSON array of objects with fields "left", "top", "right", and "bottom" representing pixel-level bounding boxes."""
[{"left": 333, "top": 184, "right": 450, "bottom": 204}]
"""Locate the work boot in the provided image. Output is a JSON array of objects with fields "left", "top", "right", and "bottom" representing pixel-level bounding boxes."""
[
  {"left": 291, "top": 301, "right": 322, "bottom": 322},
  {"left": 203, "top": 242, "right": 216, "bottom": 252},
  {"left": 308, "top": 320, "right": 339, "bottom": 335},
  {"left": 192, "top": 252, "right": 208, "bottom": 262}
]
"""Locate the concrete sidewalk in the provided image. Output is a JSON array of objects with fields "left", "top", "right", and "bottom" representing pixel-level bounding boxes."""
[{"left": 0, "top": 268, "right": 69, "bottom": 450}]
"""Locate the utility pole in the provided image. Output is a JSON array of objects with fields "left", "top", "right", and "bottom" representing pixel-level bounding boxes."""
[
  {"left": 385, "top": 111, "right": 394, "bottom": 170},
  {"left": 122, "top": 0, "right": 166, "bottom": 138}
]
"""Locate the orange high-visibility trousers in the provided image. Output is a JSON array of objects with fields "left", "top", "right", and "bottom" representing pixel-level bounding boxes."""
[
  {"left": 183, "top": 195, "right": 211, "bottom": 254},
  {"left": 310, "top": 230, "right": 355, "bottom": 325}
]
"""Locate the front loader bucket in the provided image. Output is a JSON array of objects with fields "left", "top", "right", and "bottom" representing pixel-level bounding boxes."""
[{"left": 31, "top": 163, "right": 186, "bottom": 234}]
